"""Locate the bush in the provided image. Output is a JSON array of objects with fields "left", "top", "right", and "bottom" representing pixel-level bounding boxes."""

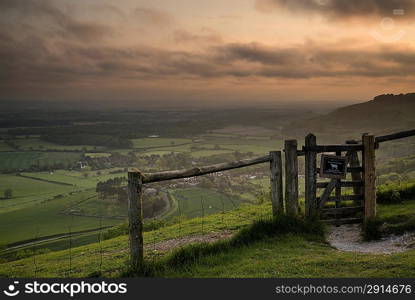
[
  {"left": 376, "top": 181, "right": 415, "bottom": 204},
  {"left": 102, "top": 223, "right": 128, "bottom": 240},
  {"left": 377, "top": 189, "right": 402, "bottom": 204}
]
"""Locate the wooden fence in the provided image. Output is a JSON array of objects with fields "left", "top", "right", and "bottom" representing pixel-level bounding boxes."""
[{"left": 127, "top": 129, "right": 415, "bottom": 268}]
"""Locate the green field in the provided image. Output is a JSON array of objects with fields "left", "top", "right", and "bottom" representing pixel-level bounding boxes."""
[
  {"left": 0, "top": 152, "right": 81, "bottom": 171},
  {"left": 84, "top": 153, "right": 111, "bottom": 158},
  {"left": 20, "top": 170, "right": 126, "bottom": 189},
  {"left": 0, "top": 141, "right": 14, "bottom": 151},
  {"left": 0, "top": 190, "right": 122, "bottom": 246},
  {"left": 0, "top": 174, "right": 81, "bottom": 213},
  {"left": 132, "top": 135, "right": 284, "bottom": 158},
  {"left": 11, "top": 138, "right": 104, "bottom": 151},
  {"left": 131, "top": 138, "right": 192, "bottom": 149},
  {"left": 168, "top": 188, "right": 247, "bottom": 219}
]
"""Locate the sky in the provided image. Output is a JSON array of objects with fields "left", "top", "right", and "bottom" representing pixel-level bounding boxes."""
[{"left": 1, "top": 0, "right": 415, "bottom": 107}]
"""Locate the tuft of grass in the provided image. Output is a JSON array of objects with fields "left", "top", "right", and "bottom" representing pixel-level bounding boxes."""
[{"left": 123, "top": 216, "right": 325, "bottom": 277}]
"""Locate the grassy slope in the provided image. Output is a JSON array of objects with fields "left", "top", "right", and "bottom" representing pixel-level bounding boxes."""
[{"left": 2, "top": 199, "right": 415, "bottom": 278}]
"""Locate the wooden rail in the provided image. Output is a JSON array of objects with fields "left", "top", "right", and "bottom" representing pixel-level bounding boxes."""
[
  {"left": 141, "top": 155, "right": 271, "bottom": 184},
  {"left": 375, "top": 129, "right": 415, "bottom": 144}
]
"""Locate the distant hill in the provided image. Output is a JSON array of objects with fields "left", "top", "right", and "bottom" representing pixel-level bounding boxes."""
[{"left": 283, "top": 93, "right": 415, "bottom": 142}]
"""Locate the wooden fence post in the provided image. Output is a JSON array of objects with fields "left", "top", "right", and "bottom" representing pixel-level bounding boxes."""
[
  {"left": 270, "top": 151, "right": 283, "bottom": 216},
  {"left": 362, "top": 135, "right": 376, "bottom": 221},
  {"left": 284, "top": 140, "right": 299, "bottom": 216},
  {"left": 346, "top": 140, "right": 363, "bottom": 198},
  {"left": 305, "top": 134, "right": 317, "bottom": 219},
  {"left": 128, "top": 170, "right": 144, "bottom": 269}
]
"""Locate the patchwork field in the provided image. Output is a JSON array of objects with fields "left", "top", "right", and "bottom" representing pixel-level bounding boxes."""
[
  {"left": 131, "top": 138, "right": 193, "bottom": 149},
  {"left": 0, "top": 174, "right": 80, "bottom": 213},
  {"left": 0, "top": 152, "right": 81, "bottom": 171},
  {"left": 0, "top": 190, "right": 121, "bottom": 246},
  {"left": 11, "top": 138, "right": 103, "bottom": 151}
]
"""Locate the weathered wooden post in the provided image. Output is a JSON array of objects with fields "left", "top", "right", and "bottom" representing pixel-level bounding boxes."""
[
  {"left": 270, "top": 151, "right": 283, "bottom": 216},
  {"left": 362, "top": 135, "right": 376, "bottom": 221},
  {"left": 284, "top": 140, "right": 299, "bottom": 216},
  {"left": 346, "top": 140, "right": 363, "bottom": 198},
  {"left": 128, "top": 170, "right": 144, "bottom": 268},
  {"left": 305, "top": 134, "right": 317, "bottom": 219}
]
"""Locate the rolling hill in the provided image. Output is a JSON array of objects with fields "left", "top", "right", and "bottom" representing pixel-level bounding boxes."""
[{"left": 283, "top": 93, "right": 415, "bottom": 142}]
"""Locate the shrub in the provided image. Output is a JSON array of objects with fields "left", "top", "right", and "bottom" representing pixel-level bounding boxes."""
[
  {"left": 376, "top": 181, "right": 415, "bottom": 204},
  {"left": 377, "top": 189, "right": 402, "bottom": 204},
  {"left": 102, "top": 223, "right": 128, "bottom": 240}
]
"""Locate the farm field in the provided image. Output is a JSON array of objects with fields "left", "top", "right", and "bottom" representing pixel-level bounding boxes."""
[
  {"left": 0, "top": 174, "right": 80, "bottom": 213},
  {"left": 0, "top": 151, "right": 81, "bottom": 171},
  {"left": 168, "top": 187, "right": 246, "bottom": 219},
  {"left": 0, "top": 190, "right": 121, "bottom": 246},
  {"left": 84, "top": 153, "right": 111, "bottom": 158},
  {"left": 0, "top": 141, "right": 14, "bottom": 151},
  {"left": 11, "top": 138, "right": 104, "bottom": 151},
  {"left": 20, "top": 170, "right": 126, "bottom": 189},
  {"left": 132, "top": 135, "right": 285, "bottom": 158},
  {"left": 131, "top": 138, "right": 192, "bottom": 149}
]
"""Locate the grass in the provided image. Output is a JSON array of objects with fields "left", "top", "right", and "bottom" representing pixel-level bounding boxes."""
[
  {"left": 168, "top": 188, "right": 244, "bottom": 219},
  {"left": 20, "top": 170, "right": 126, "bottom": 189},
  {"left": 2, "top": 195, "right": 415, "bottom": 278},
  {"left": 0, "top": 152, "right": 81, "bottom": 171},
  {"left": 11, "top": 138, "right": 103, "bottom": 151},
  {"left": 125, "top": 216, "right": 325, "bottom": 277},
  {"left": 0, "top": 174, "right": 80, "bottom": 213},
  {"left": 362, "top": 182, "right": 415, "bottom": 240},
  {"left": 0, "top": 190, "right": 121, "bottom": 246},
  {"left": 0, "top": 141, "right": 14, "bottom": 151},
  {"left": 130, "top": 138, "right": 192, "bottom": 149}
]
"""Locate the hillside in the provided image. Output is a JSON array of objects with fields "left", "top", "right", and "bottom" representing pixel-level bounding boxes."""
[
  {"left": 2, "top": 181, "right": 415, "bottom": 278},
  {"left": 283, "top": 93, "right": 415, "bottom": 142}
]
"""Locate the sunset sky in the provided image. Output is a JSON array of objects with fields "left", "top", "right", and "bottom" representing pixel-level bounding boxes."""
[{"left": 1, "top": 0, "right": 415, "bottom": 106}]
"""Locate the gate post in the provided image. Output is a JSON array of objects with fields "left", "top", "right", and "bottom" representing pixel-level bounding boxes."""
[
  {"left": 362, "top": 135, "right": 376, "bottom": 221},
  {"left": 346, "top": 140, "right": 363, "bottom": 198},
  {"left": 270, "top": 151, "right": 284, "bottom": 216},
  {"left": 128, "top": 170, "right": 144, "bottom": 269},
  {"left": 284, "top": 140, "right": 299, "bottom": 216},
  {"left": 305, "top": 134, "right": 317, "bottom": 219}
]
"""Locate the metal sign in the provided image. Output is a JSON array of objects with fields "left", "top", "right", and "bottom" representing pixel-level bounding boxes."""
[{"left": 319, "top": 154, "right": 347, "bottom": 179}]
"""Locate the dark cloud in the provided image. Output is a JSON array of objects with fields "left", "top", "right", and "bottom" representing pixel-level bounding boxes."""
[
  {"left": 1, "top": 0, "right": 415, "bottom": 99},
  {"left": 255, "top": 0, "right": 415, "bottom": 19},
  {"left": 1, "top": 27, "right": 415, "bottom": 89},
  {"left": 0, "top": 0, "right": 112, "bottom": 42}
]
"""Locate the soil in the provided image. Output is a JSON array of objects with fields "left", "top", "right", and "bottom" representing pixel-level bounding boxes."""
[{"left": 328, "top": 224, "right": 415, "bottom": 254}]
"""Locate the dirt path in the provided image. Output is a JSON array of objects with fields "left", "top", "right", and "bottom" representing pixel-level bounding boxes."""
[{"left": 328, "top": 224, "right": 415, "bottom": 254}]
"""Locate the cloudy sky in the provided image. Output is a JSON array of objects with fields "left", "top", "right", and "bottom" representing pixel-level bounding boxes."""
[{"left": 1, "top": 0, "right": 415, "bottom": 106}]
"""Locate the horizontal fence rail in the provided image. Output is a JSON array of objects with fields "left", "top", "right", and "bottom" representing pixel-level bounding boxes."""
[
  {"left": 140, "top": 155, "right": 271, "bottom": 184},
  {"left": 375, "top": 129, "right": 415, "bottom": 144}
]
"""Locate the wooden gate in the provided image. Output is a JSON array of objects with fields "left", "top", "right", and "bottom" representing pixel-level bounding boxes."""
[{"left": 303, "top": 134, "right": 376, "bottom": 224}]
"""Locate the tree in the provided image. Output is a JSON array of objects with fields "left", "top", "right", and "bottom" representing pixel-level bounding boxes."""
[{"left": 4, "top": 188, "right": 12, "bottom": 199}]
